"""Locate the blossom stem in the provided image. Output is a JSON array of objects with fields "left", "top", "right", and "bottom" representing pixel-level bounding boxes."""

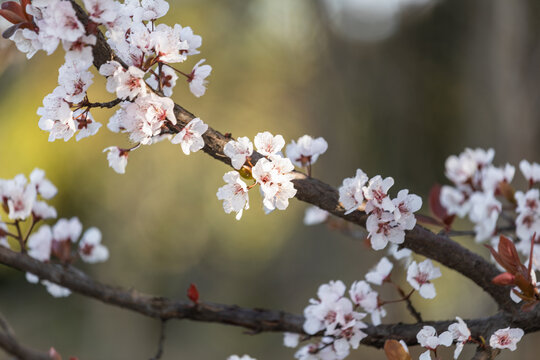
[
  {"left": 23, "top": 218, "right": 38, "bottom": 246},
  {"left": 13, "top": 221, "right": 25, "bottom": 254},
  {"left": 163, "top": 63, "right": 191, "bottom": 80}
]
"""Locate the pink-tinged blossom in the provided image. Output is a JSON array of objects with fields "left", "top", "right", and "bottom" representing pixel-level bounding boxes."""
[
  {"left": 514, "top": 190, "right": 540, "bottom": 244},
  {"left": 9, "top": 29, "right": 40, "bottom": 59},
  {"left": 147, "top": 65, "right": 178, "bottom": 97},
  {"left": 339, "top": 169, "right": 368, "bottom": 215},
  {"left": 388, "top": 244, "right": 412, "bottom": 262},
  {"left": 448, "top": 317, "right": 471, "bottom": 359},
  {"left": 440, "top": 186, "right": 470, "bottom": 218},
  {"left": 224, "top": 137, "right": 254, "bottom": 170},
  {"left": 445, "top": 148, "right": 494, "bottom": 186},
  {"left": 79, "top": 227, "right": 109, "bottom": 263},
  {"left": 1, "top": 175, "right": 37, "bottom": 221},
  {"left": 63, "top": 35, "right": 96, "bottom": 69},
  {"left": 286, "top": 135, "right": 328, "bottom": 168},
  {"left": 30, "top": 168, "right": 57, "bottom": 200},
  {"left": 365, "top": 257, "right": 393, "bottom": 285},
  {"left": 481, "top": 164, "right": 515, "bottom": 193},
  {"left": 57, "top": 60, "right": 94, "bottom": 104},
  {"left": 363, "top": 175, "right": 395, "bottom": 213},
  {"left": 171, "top": 118, "right": 208, "bottom": 155},
  {"left": 252, "top": 156, "right": 297, "bottom": 211},
  {"left": 104, "top": 147, "right": 129, "bottom": 174},
  {"left": 392, "top": 189, "right": 422, "bottom": 230},
  {"left": 304, "top": 206, "right": 329, "bottom": 226},
  {"left": 39, "top": 1, "right": 85, "bottom": 43},
  {"left": 83, "top": 0, "right": 118, "bottom": 24},
  {"left": 349, "top": 280, "right": 386, "bottom": 325},
  {"left": 188, "top": 59, "right": 212, "bottom": 97},
  {"left": 216, "top": 171, "right": 250, "bottom": 220},
  {"left": 468, "top": 192, "right": 501, "bottom": 242},
  {"left": 32, "top": 201, "right": 57, "bottom": 221},
  {"left": 100, "top": 61, "right": 147, "bottom": 100},
  {"left": 417, "top": 326, "right": 453, "bottom": 350},
  {"left": 141, "top": 0, "right": 170, "bottom": 21},
  {"left": 489, "top": 328, "right": 524, "bottom": 351},
  {"left": 72, "top": 109, "right": 102, "bottom": 141},
  {"left": 37, "top": 88, "right": 76, "bottom": 142},
  {"left": 520, "top": 160, "right": 540, "bottom": 184},
  {"left": 366, "top": 212, "right": 405, "bottom": 251},
  {"left": 177, "top": 25, "right": 202, "bottom": 56},
  {"left": 254, "top": 132, "right": 285, "bottom": 157},
  {"left": 53, "top": 217, "right": 82, "bottom": 243},
  {"left": 151, "top": 23, "right": 189, "bottom": 63},
  {"left": 406, "top": 260, "right": 441, "bottom": 299},
  {"left": 27, "top": 225, "right": 53, "bottom": 262}
]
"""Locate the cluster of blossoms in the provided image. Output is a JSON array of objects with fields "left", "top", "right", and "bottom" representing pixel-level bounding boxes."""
[
  {"left": 338, "top": 169, "right": 422, "bottom": 250},
  {"left": 0, "top": 0, "right": 211, "bottom": 174},
  {"left": 0, "top": 169, "right": 108, "bottom": 297},
  {"left": 440, "top": 149, "right": 540, "bottom": 269},
  {"left": 290, "top": 256, "right": 442, "bottom": 360},
  {"left": 217, "top": 134, "right": 327, "bottom": 219}
]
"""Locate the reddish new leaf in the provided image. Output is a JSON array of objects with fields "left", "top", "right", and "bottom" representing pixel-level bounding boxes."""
[
  {"left": 428, "top": 184, "right": 455, "bottom": 228},
  {"left": 187, "top": 283, "right": 199, "bottom": 304}
]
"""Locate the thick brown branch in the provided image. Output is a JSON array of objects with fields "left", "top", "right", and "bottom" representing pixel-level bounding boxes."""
[
  {"left": 0, "top": 247, "right": 538, "bottom": 350},
  {"left": 71, "top": 2, "right": 512, "bottom": 311}
]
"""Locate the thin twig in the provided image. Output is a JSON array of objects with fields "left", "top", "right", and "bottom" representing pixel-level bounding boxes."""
[{"left": 149, "top": 320, "right": 167, "bottom": 360}]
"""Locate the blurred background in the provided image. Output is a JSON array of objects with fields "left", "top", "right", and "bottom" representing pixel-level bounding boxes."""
[{"left": 0, "top": 0, "right": 540, "bottom": 359}]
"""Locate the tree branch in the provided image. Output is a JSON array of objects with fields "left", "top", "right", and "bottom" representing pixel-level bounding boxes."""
[
  {"left": 0, "top": 247, "right": 537, "bottom": 351},
  {"left": 0, "top": 312, "right": 51, "bottom": 360},
  {"left": 66, "top": 1, "right": 514, "bottom": 312}
]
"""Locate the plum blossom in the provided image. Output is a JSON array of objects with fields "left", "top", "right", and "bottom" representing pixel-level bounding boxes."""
[
  {"left": 216, "top": 172, "right": 250, "bottom": 220},
  {"left": 224, "top": 137, "right": 254, "bottom": 170},
  {"left": 481, "top": 164, "right": 515, "bottom": 193},
  {"left": 30, "top": 169, "right": 57, "bottom": 200},
  {"left": 83, "top": 0, "right": 118, "bottom": 24},
  {"left": 338, "top": 169, "right": 368, "bottom": 215},
  {"left": 177, "top": 25, "right": 202, "bottom": 56},
  {"left": 0, "top": 175, "right": 37, "bottom": 221},
  {"left": 448, "top": 317, "right": 471, "bottom": 359},
  {"left": 440, "top": 186, "right": 470, "bottom": 218},
  {"left": 104, "top": 147, "right": 129, "bottom": 174},
  {"left": 188, "top": 59, "right": 212, "bottom": 97},
  {"left": 79, "top": 228, "right": 109, "bottom": 263},
  {"left": 363, "top": 175, "right": 395, "bottom": 214},
  {"left": 151, "top": 23, "right": 189, "bottom": 63},
  {"left": 57, "top": 60, "right": 94, "bottom": 104},
  {"left": 32, "top": 201, "right": 57, "bottom": 221},
  {"left": 27, "top": 226, "right": 53, "bottom": 262},
  {"left": 406, "top": 260, "right": 441, "bottom": 299},
  {"left": 366, "top": 212, "right": 405, "bottom": 250},
  {"left": 468, "top": 192, "right": 501, "bottom": 242},
  {"left": 227, "top": 356, "right": 256, "bottom": 360},
  {"left": 365, "top": 257, "right": 393, "bottom": 285},
  {"left": 445, "top": 148, "right": 494, "bottom": 186},
  {"left": 42, "top": 280, "right": 71, "bottom": 298},
  {"left": 520, "top": 160, "right": 540, "bottom": 184},
  {"left": 392, "top": 189, "right": 422, "bottom": 229},
  {"left": 286, "top": 135, "right": 328, "bottom": 168},
  {"left": 170, "top": 118, "right": 208, "bottom": 155},
  {"left": 254, "top": 132, "right": 285, "bottom": 157},
  {"left": 304, "top": 206, "right": 329, "bottom": 226},
  {"left": 252, "top": 156, "right": 296, "bottom": 211},
  {"left": 416, "top": 326, "right": 453, "bottom": 351},
  {"left": 147, "top": 65, "right": 178, "bottom": 97},
  {"left": 349, "top": 280, "right": 386, "bottom": 325},
  {"left": 489, "top": 327, "right": 524, "bottom": 351},
  {"left": 100, "top": 61, "right": 147, "bottom": 100}
]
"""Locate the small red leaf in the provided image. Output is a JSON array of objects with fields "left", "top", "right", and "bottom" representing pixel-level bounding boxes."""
[
  {"left": 492, "top": 272, "right": 515, "bottom": 286},
  {"left": 187, "top": 283, "right": 199, "bottom": 304},
  {"left": 49, "top": 347, "right": 62, "bottom": 360},
  {"left": 428, "top": 184, "right": 455, "bottom": 228}
]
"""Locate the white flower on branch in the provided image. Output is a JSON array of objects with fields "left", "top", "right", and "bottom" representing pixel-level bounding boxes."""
[
  {"left": 0, "top": 175, "right": 36, "bottom": 221},
  {"left": 147, "top": 65, "right": 178, "bottom": 97},
  {"left": 216, "top": 171, "right": 250, "bottom": 220},
  {"left": 79, "top": 227, "right": 109, "bottom": 263},
  {"left": 27, "top": 226, "right": 53, "bottom": 262},
  {"left": 188, "top": 59, "right": 212, "bottom": 97},
  {"left": 151, "top": 23, "right": 189, "bottom": 63},
  {"left": 32, "top": 201, "right": 57, "bottom": 221},
  {"left": 448, "top": 316, "right": 471, "bottom": 359},
  {"left": 338, "top": 169, "right": 368, "bottom": 215},
  {"left": 83, "top": 0, "right": 118, "bottom": 24},
  {"left": 227, "top": 355, "right": 256, "bottom": 360},
  {"left": 252, "top": 156, "right": 296, "bottom": 211},
  {"left": 303, "top": 206, "right": 329, "bottom": 226},
  {"left": 30, "top": 168, "right": 57, "bottom": 200},
  {"left": 286, "top": 135, "right": 328, "bottom": 168},
  {"left": 254, "top": 131, "right": 285, "bottom": 157},
  {"left": 392, "top": 189, "right": 422, "bottom": 229},
  {"left": 520, "top": 160, "right": 540, "bottom": 184},
  {"left": 349, "top": 280, "right": 386, "bottom": 325},
  {"left": 363, "top": 175, "right": 395, "bottom": 214},
  {"left": 416, "top": 325, "right": 453, "bottom": 351},
  {"left": 224, "top": 137, "right": 254, "bottom": 170},
  {"left": 103, "top": 147, "right": 129, "bottom": 174},
  {"left": 57, "top": 60, "right": 94, "bottom": 104},
  {"left": 100, "top": 60, "right": 147, "bottom": 100},
  {"left": 283, "top": 332, "right": 301, "bottom": 348},
  {"left": 406, "top": 259, "right": 441, "bottom": 299},
  {"left": 177, "top": 25, "right": 202, "bottom": 56},
  {"left": 365, "top": 257, "right": 393, "bottom": 285},
  {"left": 171, "top": 118, "right": 208, "bottom": 155},
  {"left": 366, "top": 212, "right": 405, "bottom": 251},
  {"left": 489, "top": 327, "right": 524, "bottom": 351}
]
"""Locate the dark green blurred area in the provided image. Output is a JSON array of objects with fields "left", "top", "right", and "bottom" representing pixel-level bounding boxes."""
[{"left": 0, "top": 0, "right": 540, "bottom": 359}]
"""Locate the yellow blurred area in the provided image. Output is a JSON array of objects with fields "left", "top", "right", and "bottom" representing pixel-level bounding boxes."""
[{"left": 0, "top": 0, "right": 539, "bottom": 359}]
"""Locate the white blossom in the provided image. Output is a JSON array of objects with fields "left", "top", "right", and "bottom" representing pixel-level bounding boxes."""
[
  {"left": 392, "top": 189, "right": 422, "bottom": 230},
  {"left": 489, "top": 328, "right": 524, "bottom": 351},
  {"left": 283, "top": 333, "right": 301, "bottom": 348},
  {"left": 53, "top": 217, "right": 82, "bottom": 243},
  {"left": 416, "top": 326, "right": 453, "bottom": 350},
  {"left": 520, "top": 160, "right": 540, "bottom": 184},
  {"left": 79, "top": 227, "right": 109, "bottom": 263},
  {"left": 286, "top": 135, "right": 328, "bottom": 168},
  {"left": 170, "top": 118, "right": 208, "bottom": 155},
  {"left": 104, "top": 147, "right": 129, "bottom": 174},
  {"left": 448, "top": 317, "right": 470, "bottom": 359},
  {"left": 406, "top": 260, "right": 441, "bottom": 299},
  {"left": 224, "top": 137, "right": 254, "bottom": 170},
  {"left": 30, "top": 168, "right": 57, "bottom": 200},
  {"left": 365, "top": 257, "right": 393, "bottom": 285},
  {"left": 42, "top": 280, "right": 71, "bottom": 298},
  {"left": 32, "top": 201, "right": 57, "bottom": 220},
  {"left": 363, "top": 175, "right": 395, "bottom": 213},
  {"left": 366, "top": 212, "right": 405, "bottom": 251},
  {"left": 338, "top": 169, "right": 368, "bottom": 215},
  {"left": 254, "top": 132, "right": 285, "bottom": 157},
  {"left": 188, "top": 59, "right": 212, "bottom": 97},
  {"left": 27, "top": 225, "right": 53, "bottom": 262},
  {"left": 304, "top": 206, "right": 329, "bottom": 226},
  {"left": 147, "top": 65, "right": 178, "bottom": 97},
  {"left": 216, "top": 172, "right": 250, "bottom": 220}
]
